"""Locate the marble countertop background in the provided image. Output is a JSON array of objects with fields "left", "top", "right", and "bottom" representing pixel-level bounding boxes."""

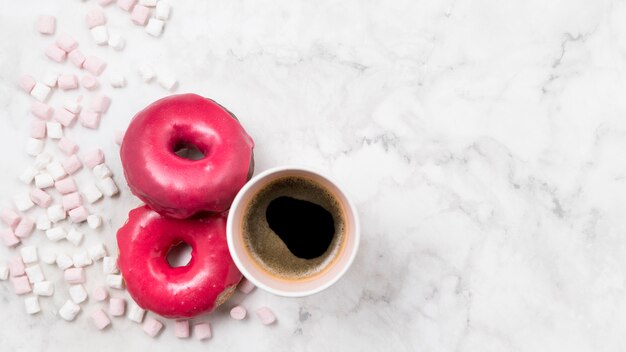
[{"left": 2, "top": 0, "right": 626, "bottom": 351}]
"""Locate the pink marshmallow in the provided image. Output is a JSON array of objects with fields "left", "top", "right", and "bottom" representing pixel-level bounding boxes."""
[
  {"left": 9, "top": 256, "right": 25, "bottom": 276},
  {"left": 90, "top": 94, "right": 111, "bottom": 113},
  {"left": 93, "top": 286, "right": 109, "bottom": 301},
  {"left": 230, "top": 305, "right": 247, "bottom": 320},
  {"left": 83, "top": 56, "right": 107, "bottom": 76},
  {"left": 109, "top": 298, "right": 126, "bottom": 316},
  {"left": 255, "top": 307, "right": 277, "bottom": 325},
  {"left": 45, "top": 44, "right": 67, "bottom": 63},
  {"left": 142, "top": 317, "right": 163, "bottom": 337},
  {"left": 238, "top": 278, "right": 256, "bottom": 294},
  {"left": 131, "top": 5, "right": 150, "bottom": 25},
  {"left": 58, "top": 74, "right": 79, "bottom": 90},
  {"left": 84, "top": 149, "right": 105, "bottom": 169},
  {"left": 55, "top": 177, "right": 78, "bottom": 194},
  {"left": 36, "top": 15, "right": 56, "bottom": 35},
  {"left": 30, "top": 120, "right": 47, "bottom": 139},
  {"left": 31, "top": 102, "right": 54, "bottom": 120},
  {"left": 56, "top": 33, "right": 79, "bottom": 52},
  {"left": 62, "top": 192, "right": 82, "bottom": 211},
  {"left": 80, "top": 110, "right": 101, "bottom": 129},
  {"left": 193, "top": 323, "right": 212, "bottom": 340},
  {"left": 30, "top": 189, "right": 53, "bottom": 208},
  {"left": 174, "top": 320, "right": 190, "bottom": 338},
  {"left": 54, "top": 108, "right": 76, "bottom": 127},
  {"left": 65, "top": 268, "right": 85, "bottom": 284},
  {"left": 118, "top": 0, "right": 137, "bottom": 12},
  {"left": 68, "top": 50, "right": 86, "bottom": 68},
  {"left": 91, "top": 309, "right": 111, "bottom": 330},
  {"left": 12, "top": 276, "right": 32, "bottom": 295},
  {"left": 115, "top": 130, "right": 125, "bottom": 145},
  {"left": 69, "top": 206, "right": 88, "bottom": 223},
  {"left": 1, "top": 229, "right": 20, "bottom": 247},
  {"left": 0, "top": 209, "right": 21, "bottom": 228},
  {"left": 14, "top": 217, "right": 34, "bottom": 238},
  {"left": 99, "top": 0, "right": 116, "bottom": 5},
  {"left": 81, "top": 75, "right": 98, "bottom": 90},
  {"left": 19, "top": 74, "right": 36, "bottom": 93},
  {"left": 58, "top": 137, "right": 78, "bottom": 155},
  {"left": 86, "top": 9, "right": 106, "bottom": 29},
  {"left": 62, "top": 155, "right": 83, "bottom": 175}
]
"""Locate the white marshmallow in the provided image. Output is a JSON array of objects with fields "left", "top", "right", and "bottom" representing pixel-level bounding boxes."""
[
  {"left": 145, "top": 19, "right": 165, "bottom": 37},
  {"left": 63, "top": 99, "right": 82, "bottom": 114},
  {"left": 109, "top": 74, "right": 126, "bottom": 88},
  {"left": 84, "top": 184, "right": 103, "bottom": 204},
  {"left": 21, "top": 245, "right": 38, "bottom": 264},
  {"left": 139, "top": 0, "right": 157, "bottom": 6},
  {"left": 26, "top": 138, "right": 45, "bottom": 156},
  {"left": 137, "top": 64, "right": 155, "bottom": 82},
  {"left": 30, "top": 83, "right": 52, "bottom": 102},
  {"left": 155, "top": 1, "right": 171, "bottom": 20},
  {"left": 47, "top": 205, "right": 66, "bottom": 223},
  {"left": 19, "top": 166, "right": 39, "bottom": 184},
  {"left": 106, "top": 274, "right": 123, "bottom": 289},
  {"left": 33, "top": 281, "right": 54, "bottom": 296},
  {"left": 108, "top": 31, "right": 125, "bottom": 51},
  {"left": 66, "top": 228, "right": 84, "bottom": 246},
  {"left": 0, "top": 266, "right": 9, "bottom": 280},
  {"left": 25, "top": 296, "right": 41, "bottom": 314},
  {"left": 157, "top": 71, "right": 177, "bottom": 91},
  {"left": 88, "top": 243, "right": 107, "bottom": 261},
  {"left": 59, "top": 300, "right": 81, "bottom": 321},
  {"left": 14, "top": 193, "right": 35, "bottom": 212},
  {"left": 128, "top": 302, "right": 145, "bottom": 323},
  {"left": 46, "top": 161, "right": 67, "bottom": 180},
  {"left": 25, "top": 265, "right": 45, "bottom": 283},
  {"left": 73, "top": 251, "right": 93, "bottom": 268},
  {"left": 36, "top": 216, "right": 51, "bottom": 231},
  {"left": 102, "top": 256, "right": 118, "bottom": 274},
  {"left": 46, "top": 122, "right": 63, "bottom": 139},
  {"left": 34, "top": 153, "right": 52, "bottom": 169},
  {"left": 56, "top": 253, "right": 73, "bottom": 270},
  {"left": 69, "top": 284, "right": 88, "bottom": 304},
  {"left": 42, "top": 71, "right": 58, "bottom": 87},
  {"left": 90, "top": 25, "right": 109, "bottom": 45},
  {"left": 87, "top": 215, "right": 102, "bottom": 229},
  {"left": 97, "top": 177, "right": 119, "bottom": 197},
  {"left": 35, "top": 173, "right": 54, "bottom": 189},
  {"left": 46, "top": 227, "right": 67, "bottom": 241},
  {"left": 92, "top": 164, "right": 112, "bottom": 178}
]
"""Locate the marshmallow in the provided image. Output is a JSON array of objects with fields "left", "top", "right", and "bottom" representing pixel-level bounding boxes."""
[
  {"left": 66, "top": 228, "right": 84, "bottom": 246},
  {"left": 46, "top": 161, "right": 67, "bottom": 180},
  {"left": 36, "top": 216, "right": 51, "bottom": 231},
  {"left": 21, "top": 245, "right": 38, "bottom": 264},
  {"left": 33, "top": 281, "right": 54, "bottom": 296},
  {"left": 30, "top": 120, "right": 47, "bottom": 139},
  {"left": 86, "top": 9, "right": 106, "bottom": 29},
  {"left": 19, "top": 74, "right": 36, "bottom": 93},
  {"left": 157, "top": 70, "right": 177, "bottom": 90},
  {"left": 42, "top": 71, "right": 58, "bottom": 87},
  {"left": 58, "top": 74, "right": 79, "bottom": 90},
  {"left": 59, "top": 300, "right": 81, "bottom": 321},
  {"left": 108, "top": 32, "right": 125, "bottom": 51},
  {"left": 31, "top": 102, "right": 54, "bottom": 120},
  {"left": 102, "top": 256, "right": 118, "bottom": 274},
  {"left": 87, "top": 215, "right": 101, "bottom": 227},
  {"left": 34, "top": 173, "right": 54, "bottom": 189},
  {"left": 56, "top": 33, "right": 79, "bottom": 52},
  {"left": 81, "top": 75, "right": 99, "bottom": 90},
  {"left": 80, "top": 110, "right": 101, "bottom": 129},
  {"left": 55, "top": 177, "right": 77, "bottom": 194},
  {"left": 68, "top": 50, "right": 86, "bottom": 68},
  {"left": 36, "top": 15, "right": 56, "bottom": 35},
  {"left": 69, "top": 284, "right": 88, "bottom": 304},
  {"left": 47, "top": 205, "right": 67, "bottom": 223},
  {"left": 0, "top": 209, "right": 20, "bottom": 227},
  {"left": 54, "top": 108, "right": 77, "bottom": 126},
  {"left": 156, "top": 2, "right": 171, "bottom": 20},
  {"left": 98, "top": 177, "right": 119, "bottom": 197},
  {"left": 14, "top": 193, "right": 35, "bottom": 211},
  {"left": 137, "top": 64, "right": 155, "bottom": 82},
  {"left": 46, "top": 122, "right": 63, "bottom": 139},
  {"left": 91, "top": 26, "right": 109, "bottom": 45},
  {"left": 25, "top": 296, "right": 41, "bottom": 314},
  {"left": 14, "top": 217, "right": 35, "bottom": 238},
  {"left": 26, "top": 137, "right": 45, "bottom": 156},
  {"left": 109, "top": 298, "right": 126, "bottom": 316},
  {"left": 174, "top": 320, "right": 190, "bottom": 338},
  {"left": 0, "top": 266, "right": 8, "bottom": 280},
  {"left": 1, "top": 231, "right": 19, "bottom": 250},
  {"left": 45, "top": 44, "right": 66, "bottom": 62},
  {"left": 34, "top": 153, "right": 52, "bottom": 169},
  {"left": 92, "top": 308, "right": 111, "bottom": 330},
  {"left": 56, "top": 254, "right": 73, "bottom": 270},
  {"left": 109, "top": 74, "right": 126, "bottom": 88},
  {"left": 115, "top": 130, "right": 124, "bottom": 145},
  {"left": 25, "top": 264, "right": 45, "bottom": 283},
  {"left": 93, "top": 287, "right": 108, "bottom": 301},
  {"left": 118, "top": 0, "right": 137, "bottom": 12},
  {"left": 84, "top": 184, "right": 103, "bottom": 203},
  {"left": 30, "top": 189, "right": 53, "bottom": 208},
  {"left": 230, "top": 305, "right": 247, "bottom": 320},
  {"left": 65, "top": 267, "right": 85, "bottom": 283},
  {"left": 91, "top": 94, "right": 111, "bottom": 112},
  {"left": 69, "top": 206, "right": 89, "bottom": 223},
  {"left": 143, "top": 317, "right": 163, "bottom": 337},
  {"left": 145, "top": 19, "right": 165, "bottom": 37},
  {"left": 30, "top": 83, "right": 52, "bottom": 102},
  {"left": 194, "top": 322, "right": 212, "bottom": 340},
  {"left": 106, "top": 274, "right": 123, "bottom": 289},
  {"left": 139, "top": 0, "right": 157, "bottom": 6},
  {"left": 84, "top": 149, "right": 105, "bottom": 169},
  {"left": 63, "top": 99, "right": 82, "bottom": 114},
  {"left": 9, "top": 257, "right": 25, "bottom": 276},
  {"left": 19, "top": 166, "right": 39, "bottom": 184},
  {"left": 98, "top": 0, "right": 116, "bottom": 5},
  {"left": 93, "top": 164, "right": 112, "bottom": 179},
  {"left": 131, "top": 5, "right": 150, "bottom": 25},
  {"left": 84, "top": 56, "right": 107, "bottom": 76},
  {"left": 12, "top": 276, "right": 32, "bottom": 295},
  {"left": 62, "top": 155, "right": 82, "bottom": 174},
  {"left": 62, "top": 192, "right": 82, "bottom": 211},
  {"left": 73, "top": 251, "right": 92, "bottom": 268},
  {"left": 88, "top": 243, "right": 107, "bottom": 260},
  {"left": 46, "top": 227, "right": 67, "bottom": 241},
  {"left": 256, "top": 307, "right": 277, "bottom": 325},
  {"left": 58, "top": 137, "right": 78, "bottom": 155}
]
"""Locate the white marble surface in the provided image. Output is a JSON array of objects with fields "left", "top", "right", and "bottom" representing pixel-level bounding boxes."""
[{"left": 2, "top": 0, "right": 626, "bottom": 351}]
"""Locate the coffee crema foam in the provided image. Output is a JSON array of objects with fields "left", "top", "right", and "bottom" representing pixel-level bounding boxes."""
[{"left": 242, "top": 176, "right": 346, "bottom": 281}]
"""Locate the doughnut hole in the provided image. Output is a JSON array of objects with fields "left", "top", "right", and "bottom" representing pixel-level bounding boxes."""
[
  {"left": 173, "top": 142, "right": 205, "bottom": 160},
  {"left": 166, "top": 241, "right": 193, "bottom": 267}
]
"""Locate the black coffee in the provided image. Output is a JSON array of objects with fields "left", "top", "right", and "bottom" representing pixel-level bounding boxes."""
[{"left": 242, "top": 176, "right": 345, "bottom": 280}]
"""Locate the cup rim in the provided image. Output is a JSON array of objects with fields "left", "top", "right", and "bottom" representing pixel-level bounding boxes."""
[{"left": 226, "top": 165, "right": 361, "bottom": 297}]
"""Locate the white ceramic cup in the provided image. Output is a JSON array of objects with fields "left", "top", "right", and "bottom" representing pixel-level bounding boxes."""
[{"left": 226, "top": 166, "right": 360, "bottom": 297}]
